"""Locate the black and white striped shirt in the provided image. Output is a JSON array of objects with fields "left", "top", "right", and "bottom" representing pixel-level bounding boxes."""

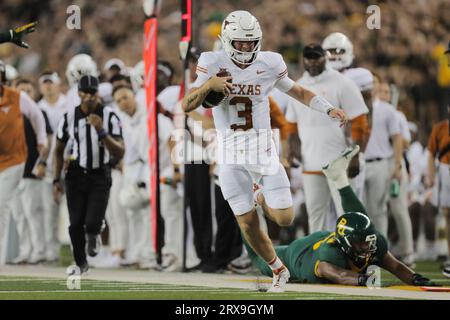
[{"left": 56, "top": 105, "right": 122, "bottom": 169}]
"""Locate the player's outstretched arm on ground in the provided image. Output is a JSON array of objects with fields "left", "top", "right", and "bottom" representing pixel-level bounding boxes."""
[
  {"left": 316, "top": 261, "right": 365, "bottom": 286},
  {"left": 0, "top": 22, "right": 37, "bottom": 48},
  {"left": 379, "top": 251, "right": 437, "bottom": 286},
  {"left": 286, "top": 83, "right": 347, "bottom": 126},
  {"left": 182, "top": 75, "right": 232, "bottom": 112}
]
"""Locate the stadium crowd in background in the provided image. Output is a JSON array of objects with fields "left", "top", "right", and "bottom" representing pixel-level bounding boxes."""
[{"left": 0, "top": 0, "right": 449, "bottom": 279}]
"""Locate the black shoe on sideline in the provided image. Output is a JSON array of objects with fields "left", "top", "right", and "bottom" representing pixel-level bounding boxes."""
[{"left": 87, "top": 234, "right": 101, "bottom": 257}]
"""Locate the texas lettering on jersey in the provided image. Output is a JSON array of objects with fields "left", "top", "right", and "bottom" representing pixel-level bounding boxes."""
[{"left": 229, "top": 83, "right": 261, "bottom": 96}]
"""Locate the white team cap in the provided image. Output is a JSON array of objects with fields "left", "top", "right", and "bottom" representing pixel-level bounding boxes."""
[
  {"left": 103, "top": 58, "right": 126, "bottom": 72},
  {"left": 39, "top": 72, "right": 61, "bottom": 85},
  {"left": 343, "top": 67, "right": 373, "bottom": 92}
]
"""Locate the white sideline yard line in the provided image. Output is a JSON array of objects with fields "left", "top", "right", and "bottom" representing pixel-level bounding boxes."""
[{"left": 1, "top": 265, "right": 449, "bottom": 300}]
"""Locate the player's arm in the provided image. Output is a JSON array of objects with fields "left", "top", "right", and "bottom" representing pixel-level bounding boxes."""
[
  {"left": 425, "top": 126, "right": 438, "bottom": 188},
  {"left": 391, "top": 133, "right": 403, "bottom": 180},
  {"left": 284, "top": 82, "right": 347, "bottom": 126},
  {"left": 19, "top": 92, "right": 48, "bottom": 159},
  {"left": 379, "top": 251, "right": 436, "bottom": 286},
  {"left": 187, "top": 110, "right": 215, "bottom": 130},
  {"left": 52, "top": 139, "right": 66, "bottom": 204},
  {"left": 182, "top": 76, "right": 232, "bottom": 113},
  {"left": 426, "top": 150, "right": 436, "bottom": 188},
  {"left": 316, "top": 261, "right": 364, "bottom": 286}
]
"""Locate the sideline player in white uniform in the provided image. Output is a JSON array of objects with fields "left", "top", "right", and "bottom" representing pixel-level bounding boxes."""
[
  {"left": 37, "top": 71, "right": 67, "bottom": 262},
  {"left": 322, "top": 32, "right": 372, "bottom": 200},
  {"left": 363, "top": 75, "right": 403, "bottom": 237},
  {"left": 182, "top": 11, "right": 347, "bottom": 292},
  {"left": 285, "top": 43, "right": 368, "bottom": 233},
  {"left": 112, "top": 85, "right": 158, "bottom": 270},
  {"left": 377, "top": 82, "right": 415, "bottom": 265}
]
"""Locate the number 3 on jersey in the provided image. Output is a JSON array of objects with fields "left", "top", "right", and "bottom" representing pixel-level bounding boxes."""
[{"left": 230, "top": 96, "right": 253, "bottom": 131}]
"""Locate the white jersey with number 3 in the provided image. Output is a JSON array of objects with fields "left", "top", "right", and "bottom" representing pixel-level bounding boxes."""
[{"left": 192, "top": 50, "right": 291, "bottom": 174}]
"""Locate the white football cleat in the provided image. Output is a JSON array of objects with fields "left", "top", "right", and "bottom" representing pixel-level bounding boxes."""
[
  {"left": 267, "top": 266, "right": 290, "bottom": 293},
  {"left": 322, "top": 145, "right": 360, "bottom": 183}
]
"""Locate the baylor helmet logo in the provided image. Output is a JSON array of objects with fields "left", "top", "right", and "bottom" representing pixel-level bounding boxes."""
[{"left": 337, "top": 217, "right": 348, "bottom": 236}]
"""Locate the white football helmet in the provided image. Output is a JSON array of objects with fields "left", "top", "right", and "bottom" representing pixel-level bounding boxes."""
[
  {"left": 322, "top": 32, "right": 354, "bottom": 71},
  {"left": 65, "top": 54, "right": 98, "bottom": 87},
  {"left": 219, "top": 10, "right": 262, "bottom": 65},
  {"left": 130, "top": 60, "right": 145, "bottom": 92}
]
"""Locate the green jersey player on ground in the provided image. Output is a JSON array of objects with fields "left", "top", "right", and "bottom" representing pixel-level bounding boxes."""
[{"left": 248, "top": 145, "right": 436, "bottom": 287}]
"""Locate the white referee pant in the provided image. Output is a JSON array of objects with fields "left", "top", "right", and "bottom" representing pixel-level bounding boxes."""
[
  {"left": 21, "top": 178, "right": 46, "bottom": 262},
  {"left": 303, "top": 173, "right": 344, "bottom": 233},
  {"left": 123, "top": 162, "right": 155, "bottom": 264},
  {"left": 105, "top": 168, "right": 129, "bottom": 254},
  {"left": 160, "top": 183, "right": 183, "bottom": 266},
  {"left": 0, "top": 163, "right": 25, "bottom": 265},
  {"left": 364, "top": 158, "right": 391, "bottom": 236},
  {"left": 388, "top": 159, "right": 414, "bottom": 257},
  {"left": 41, "top": 178, "right": 60, "bottom": 261}
]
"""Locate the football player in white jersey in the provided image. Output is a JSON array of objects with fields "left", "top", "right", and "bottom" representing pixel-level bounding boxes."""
[
  {"left": 322, "top": 32, "right": 371, "bottom": 199},
  {"left": 182, "top": 10, "right": 347, "bottom": 292}
]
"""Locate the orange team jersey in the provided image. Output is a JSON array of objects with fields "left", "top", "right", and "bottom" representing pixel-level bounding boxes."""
[
  {"left": 269, "top": 96, "right": 297, "bottom": 140},
  {"left": 0, "top": 86, "right": 27, "bottom": 171},
  {"left": 428, "top": 120, "right": 450, "bottom": 165}
]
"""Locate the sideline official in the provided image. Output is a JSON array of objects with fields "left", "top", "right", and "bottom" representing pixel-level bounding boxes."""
[{"left": 53, "top": 75, "right": 124, "bottom": 273}]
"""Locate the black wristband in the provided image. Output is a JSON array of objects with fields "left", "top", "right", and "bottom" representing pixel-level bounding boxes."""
[
  {"left": 97, "top": 129, "right": 107, "bottom": 140},
  {"left": 53, "top": 178, "right": 61, "bottom": 185},
  {"left": 39, "top": 160, "right": 47, "bottom": 166}
]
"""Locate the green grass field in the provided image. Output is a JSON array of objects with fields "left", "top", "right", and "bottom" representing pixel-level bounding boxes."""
[{"left": 0, "top": 261, "right": 448, "bottom": 300}]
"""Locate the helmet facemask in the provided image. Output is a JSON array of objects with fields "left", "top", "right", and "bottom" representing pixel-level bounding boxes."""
[
  {"left": 325, "top": 48, "right": 350, "bottom": 71},
  {"left": 342, "top": 233, "right": 377, "bottom": 261},
  {"left": 322, "top": 32, "right": 354, "bottom": 71},
  {"left": 231, "top": 39, "right": 261, "bottom": 65}
]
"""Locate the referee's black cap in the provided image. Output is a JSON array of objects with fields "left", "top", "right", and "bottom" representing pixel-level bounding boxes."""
[
  {"left": 78, "top": 74, "right": 99, "bottom": 94},
  {"left": 303, "top": 43, "right": 326, "bottom": 59}
]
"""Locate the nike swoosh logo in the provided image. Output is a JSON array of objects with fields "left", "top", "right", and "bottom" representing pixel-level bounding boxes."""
[{"left": 256, "top": 70, "right": 265, "bottom": 74}]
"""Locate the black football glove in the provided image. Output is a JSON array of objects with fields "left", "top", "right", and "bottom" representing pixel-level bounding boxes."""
[
  {"left": 412, "top": 273, "right": 439, "bottom": 286},
  {"left": 9, "top": 22, "right": 37, "bottom": 48}
]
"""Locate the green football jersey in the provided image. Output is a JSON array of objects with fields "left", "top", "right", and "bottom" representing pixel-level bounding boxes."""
[{"left": 278, "top": 231, "right": 388, "bottom": 284}]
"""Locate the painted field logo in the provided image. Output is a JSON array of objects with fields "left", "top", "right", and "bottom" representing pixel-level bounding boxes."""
[{"left": 66, "top": 265, "right": 81, "bottom": 290}]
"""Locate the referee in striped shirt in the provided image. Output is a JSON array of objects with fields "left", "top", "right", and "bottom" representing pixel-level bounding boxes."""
[{"left": 53, "top": 75, "right": 125, "bottom": 273}]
